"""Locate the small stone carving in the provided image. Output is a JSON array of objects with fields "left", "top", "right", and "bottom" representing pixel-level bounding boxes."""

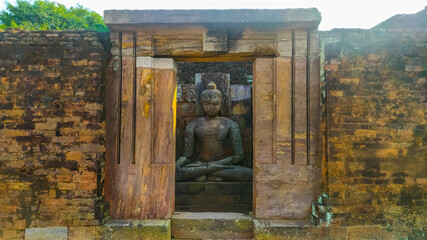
[
  {"left": 176, "top": 82, "right": 252, "bottom": 182},
  {"left": 311, "top": 193, "right": 333, "bottom": 226}
]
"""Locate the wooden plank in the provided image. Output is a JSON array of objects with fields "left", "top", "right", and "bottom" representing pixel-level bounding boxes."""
[
  {"left": 229, "top": 39, "right": 276, "bottom": 55},
  {"left": 129, "top": 163, "right": 174, "bottom": 219},
  {"left": 119, "top": 33, "right": 135, "bottom": 166},
  {"left": 112, "top": 32, "right": 135, "bottom": 218},
  {"left": 147, "top": 164, "right": 174, "bottom": 219},
  {"left": 134, "top": 62, "right": 153, "bottom": 167},
  {"left": 276, "top": 31, "right": 292, "bottom": 57},
  {"left": 136, "top": 32, "right": 153, "bottom": 56},
  {"left": 309, "top": 30, "right": 321, "bottom": 166},
  {"left": 152, "top": 58, "right": 177, "bottom": 164},
  {"left": 293, "top": 30, "right": 307, "bottom": 166},
  {"left": 105, "top": 54, "right": 120, "bottom": 204},
  {"left": 253, "top": 58, "right": 274, "bottom": 164},
  {"left": 275, "top": 57, "right": 292, "bottom": 163},
  {"left": 153, "top": 35, "right": 202, "bottom": 56},
  {"left": 110, "top": 31, "right": 121, "bottom": 56},
  {"left": 121, "top": 32, "right": 135, "bottom": 56},
  {"left": 126, "top": 61, "right": 154, "bottom": 218}
]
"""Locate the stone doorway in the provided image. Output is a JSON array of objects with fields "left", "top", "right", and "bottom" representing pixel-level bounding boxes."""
[
  {"left": 175, "top": 62, "right": 254, "bottom": 213},
  {"left": 104, "top": 8, "right": 322, "bottom": 224}
]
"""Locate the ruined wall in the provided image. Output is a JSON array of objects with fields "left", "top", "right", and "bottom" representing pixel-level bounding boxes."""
[
  {"left": 0, "top": 30, "right": 109, "bottom": 239},
  {"left": 0, "top": 26, "right": 426, "bottom": 239},
  {"left": 323, "top": 29, "right": 426, "bottom": 237}
]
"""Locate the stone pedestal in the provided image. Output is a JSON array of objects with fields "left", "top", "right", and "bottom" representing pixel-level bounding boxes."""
[{"left": 175, "top": 182, "right": 252, "bottom": 213}]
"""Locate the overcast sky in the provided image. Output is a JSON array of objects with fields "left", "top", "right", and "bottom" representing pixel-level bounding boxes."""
[{"left": 0, "top": 0, "right": 425, "bottom": 30}]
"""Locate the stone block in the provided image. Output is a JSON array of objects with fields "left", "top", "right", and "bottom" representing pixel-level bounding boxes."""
[
  {"left": 69, "top": 226, "right": 96, "bottom": 240},
  {"left": 204, "top": 182, "right": 252, "bottom": 194},
  {"left": 347, "top": 225, "right": 382, "bottom": 240},
  {"left": 25, "top": 226, "right": 68, "bottom": 240},
  {"left": 203, "top": 29, "right": 227, "bottom": 52},
  {"left": 230, "top": 84, "right": 251, "bottom": 102},
  {"left": 175, "top": 182, "right": 205, "bottom": 194},
  {"left": 253, "top": 220, "right": 346, "bottom": 240},
  {"left": 177, "top": 84, "right": 196, "bottom": 103},
  {"left": 232, "top": 101, "right": 251, "bottom": 115},
  {"left": 100, "top": 220, "right": 171, "bottom": 240},
  {"left": 175, "top": 182, "right": 253, "bottom": 213},
  {"left": 2, "top": 229, "right": 25, "bottom": 239},
  {"left": 172, "top": 212, "right": 253, "bottom": 239}
]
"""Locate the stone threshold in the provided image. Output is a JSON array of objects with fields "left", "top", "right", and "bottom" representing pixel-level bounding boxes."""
[{"left": 23, "top": 214, "right": 317, "bottom": 240}]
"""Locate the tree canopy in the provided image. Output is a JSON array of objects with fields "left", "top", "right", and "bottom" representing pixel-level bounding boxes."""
[{"left": 0, "top": 0, "right": 108, "bottom": 31}]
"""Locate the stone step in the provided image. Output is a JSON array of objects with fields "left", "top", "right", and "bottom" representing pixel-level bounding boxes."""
[
  {"left": 172, "top": 212, "right": 253, "bottom": 239},
  {"left": 100, "top": 219, "right": 171, "bottom": 240}
]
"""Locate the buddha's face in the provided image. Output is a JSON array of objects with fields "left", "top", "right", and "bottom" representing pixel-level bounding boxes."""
[{"left": 202, "top": 96, "right": 221, "bottom": 117}]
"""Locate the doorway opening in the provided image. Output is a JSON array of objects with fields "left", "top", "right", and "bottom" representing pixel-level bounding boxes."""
[{"left": 175, "top": 61, "right": 253, "bottom": 214}]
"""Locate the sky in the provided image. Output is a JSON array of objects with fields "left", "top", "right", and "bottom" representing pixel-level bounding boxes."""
[{"left": 0, "top": 0, "right": 425, "bottom": 30}]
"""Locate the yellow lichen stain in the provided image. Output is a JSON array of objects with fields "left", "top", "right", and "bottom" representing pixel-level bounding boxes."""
[
  {"left": 276, "top": 150, "right": 285, "bottom": 155},
  {"left": 375, "top": 149, "right": 399, "bottom": 158},
  {"left": 330, "top": 90, "right": 343, "bottom": 97},
  {"left": 232, "top": 102, "right": 250, "bottom": 115},
  {"left": 340, "top": 78, "right": 360, "bottom": 84},
  {"left": 144, "top": 102, "right": 150, "bottom": 117},
  {"left": 295, "top": 132, "right": 307, "bottom": 140},
  {"left": 121, "top": 42, "right": 134, "bottom": 49},
  {"left": 355, "top": 129, "right": 377, "bottom": 139},
  {"left": 173, "top": 86, "right": 177, "bottom": 137},
  {"left": 389, "top": 90, "right": 399, "bottom": 100},
  {"left": 415, "top": 178, "right": 427, "bottom": 184},
  {"left": 146, "top": 74, "right": 153, "bottom": 84},
  {"left": 405, "top": 177, "right": 416, "bottom": 185}
]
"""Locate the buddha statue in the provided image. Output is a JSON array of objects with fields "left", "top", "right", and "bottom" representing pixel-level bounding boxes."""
[{"left": 176, "top": 82, "right": 252, "bottom": 182}]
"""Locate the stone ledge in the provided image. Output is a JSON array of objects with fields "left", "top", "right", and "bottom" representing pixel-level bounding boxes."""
[
  {"left": 253, "top": 219, "right": 346, "bottom": 240},
  {"left": 172, "top": 212, "right": 253, "bottom": 239},
  {"left": 104, "top": 9, "right": 321, "bottom": 27},
  {"left": 25, "top": 226, "right": 68, "bottom": 240},
  {"left": 100, "top": 219, "right": 171, "bottom": 240}
]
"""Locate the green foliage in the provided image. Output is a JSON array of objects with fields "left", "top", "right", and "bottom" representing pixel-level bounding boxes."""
[{"left": 0, "top": 0, "right": 108, "bottom": 31}]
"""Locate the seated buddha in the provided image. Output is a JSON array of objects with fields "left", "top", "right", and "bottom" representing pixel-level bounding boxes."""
[{"left": 176, "top": 82, "right": 252, "bottom": 182}]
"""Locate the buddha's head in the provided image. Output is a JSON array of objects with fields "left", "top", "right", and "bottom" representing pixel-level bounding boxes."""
[{"left": 201, "top": 82, "right": 222, "bottom": 117}]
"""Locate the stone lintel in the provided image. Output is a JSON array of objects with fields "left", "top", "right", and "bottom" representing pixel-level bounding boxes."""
[
  {"left": 136, "top": 57, "right": 177, "bottom": 70},
  {"left": 104, "top": 9, "right": 321, "bottom": 28}
]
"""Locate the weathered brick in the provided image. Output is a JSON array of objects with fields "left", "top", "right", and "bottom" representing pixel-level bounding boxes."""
[
  {"left": 324, "top": 29, "right": 427, "bottom": 229},
  {"left": 69, "top": 226, "right": 96, "bottom": 240}
]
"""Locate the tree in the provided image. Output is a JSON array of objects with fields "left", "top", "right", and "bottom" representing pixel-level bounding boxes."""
[{"left": 0, "top": 0, "right": 108, "bottom": 31}]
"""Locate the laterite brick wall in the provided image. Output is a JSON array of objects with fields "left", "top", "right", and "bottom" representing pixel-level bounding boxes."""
[
  {"left": 323, "top": 29, "right": 426, "bottom": 237},
  {"left": 0, "top": 30, "right": 109, "bottom": 239},
  {"left": 0, "top": 27, "right": 426, "bottom": 239}
]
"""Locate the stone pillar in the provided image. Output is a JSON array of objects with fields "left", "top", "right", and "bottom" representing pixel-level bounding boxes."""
[
  {"left": 106, "top": 31, "right": 176, "bottom": 219},
  {"left": 253, "top": 30, "right": 321, "bottom": 220}
]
